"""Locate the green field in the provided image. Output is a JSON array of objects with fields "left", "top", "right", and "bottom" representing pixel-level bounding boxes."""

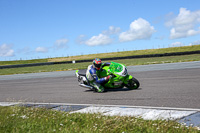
[
  {"left": 0, "top": 53, "right": 199, "bottom": 75},
  {"left": 0, "top": 45, "right": 200, "bottom": 75},
  {"left": 0, "top": 106, "right": 199, "bottom": 133},
  {"left": 0, "top": 45, "right": 200, "bottom": 66},
  {"left": 0, "top": 59, "right": 48, "bottom": 66}
]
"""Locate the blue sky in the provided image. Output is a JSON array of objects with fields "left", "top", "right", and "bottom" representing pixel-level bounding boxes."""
[{"left": 0, "top": 0, "right": 200, "bottom": 61}]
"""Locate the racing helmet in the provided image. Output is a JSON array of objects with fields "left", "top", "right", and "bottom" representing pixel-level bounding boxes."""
[{"left": 93, "top": 58, "right": 102, "bottom": 70}]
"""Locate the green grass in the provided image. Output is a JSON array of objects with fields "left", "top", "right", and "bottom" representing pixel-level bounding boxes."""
[
  {"left": 0, "top": 45, "right": 200, "bottom": 66},
  {"left": 46, "top": 44, "right": 200, "bottom": 62},
  {"left": 0, "top": 54, "right": 200, "bottom": 75},
  {"left": 0, "top": 59, "right": 48, "bottom": 66},
  {"left": 0, "top": 106, "right": 199, "bottom": 133}
]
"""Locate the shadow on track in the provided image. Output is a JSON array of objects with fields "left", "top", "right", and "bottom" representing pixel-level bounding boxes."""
[{"left": 84, "top": 88, "right": 142, "bottom": 93}]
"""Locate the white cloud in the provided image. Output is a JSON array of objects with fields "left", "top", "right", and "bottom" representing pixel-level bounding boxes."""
[
  {"left": 170, "top": 42, "right": 184, "bottom": 47},
  {"left": 76, "top": 35, "right": 86, "bottom": 44},
  {"left": 17, "top": 47, "right": 32, "bottom": 54},
  {"left": 119, "top": 18, "right": 156, "bottom": 42},
  {"left": 189, "top": 40, "right": 200, "bottom": 46},
  {"left": 80, "top": 20, "right": 155, "bottom": 46},
  {"left": 79, "top": 26, "right": 120, "bottom": 46},
  {"left": 0, "top": 44, "right": 15, "bottom": 57},
  {"left": 102, "top": 26, "right": 121, "bottom": 35},
  {"left": 35, "top": 47, "right": 48, "bottom": 53},
  {"left": 167, "top": 8, "right": 200, "bottom": 39},
  {"left": 54, "top": 38, "right": 68, "bottom": 49},
  {"left": 85, "top": 34, "right": 112, "bottom": 46}
]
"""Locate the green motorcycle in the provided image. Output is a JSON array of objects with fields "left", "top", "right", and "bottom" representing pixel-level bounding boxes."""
[{"left": 75, "top": 62, "right": 140, "bottom": 91}]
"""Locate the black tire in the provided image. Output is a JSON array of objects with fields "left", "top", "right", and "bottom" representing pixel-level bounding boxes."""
[{"left": 126, "top": 77, "right": 140, "bottom": 89}]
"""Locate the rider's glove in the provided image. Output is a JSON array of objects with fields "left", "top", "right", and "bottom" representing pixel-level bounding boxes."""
[{"left": 105, "top": 75, "right": 113, "bottom": 81}]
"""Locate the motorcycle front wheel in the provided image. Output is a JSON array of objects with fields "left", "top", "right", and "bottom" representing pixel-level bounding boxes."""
[{"left": 125, "top": 77, "right": 140, "bottom": 89}]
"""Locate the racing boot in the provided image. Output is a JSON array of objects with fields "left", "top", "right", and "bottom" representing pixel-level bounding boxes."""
[{"left": 90, "top": 82, "right": 105, "bottom": 93}]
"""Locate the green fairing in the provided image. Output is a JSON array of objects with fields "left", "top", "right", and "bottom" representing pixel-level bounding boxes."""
[
  {"left": 109, "top": 62, "right": 123, "bottom": 73},
  {"left": 98, "top": 62, "right": 133, "bottom": 88}
]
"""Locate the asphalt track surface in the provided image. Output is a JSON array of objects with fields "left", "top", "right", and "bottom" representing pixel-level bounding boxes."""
[{"left": 0, "top": 61, "right": 200, "bottom": 109}]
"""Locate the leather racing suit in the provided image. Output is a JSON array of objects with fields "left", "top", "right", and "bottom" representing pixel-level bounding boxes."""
[{"left": 86, "top": 63, "right": 110, "bottom": 92}]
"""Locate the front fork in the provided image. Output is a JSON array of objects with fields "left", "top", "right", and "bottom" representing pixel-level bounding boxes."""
[{"left": 123, "top": 75, "right": 133, "bottom": 85}]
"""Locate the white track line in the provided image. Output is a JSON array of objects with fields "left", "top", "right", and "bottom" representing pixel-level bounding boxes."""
[
  {"left": 1, "top": 102, "right": 199, "bottom": 111},
  {"left": 0, "top": 102, "right": 198, "bottom": 121}
]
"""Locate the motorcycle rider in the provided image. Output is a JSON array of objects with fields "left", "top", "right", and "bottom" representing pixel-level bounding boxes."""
[{"left": 86, "top": 58, "right": 112, "bottom": 93}]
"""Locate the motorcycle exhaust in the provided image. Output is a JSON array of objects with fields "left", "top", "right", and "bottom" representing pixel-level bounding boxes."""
[{"left": 79, "top": 83, "right": 94, "bottom": 90}]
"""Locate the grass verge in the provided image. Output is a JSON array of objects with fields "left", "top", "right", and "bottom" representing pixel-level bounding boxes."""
[
  {"left": 0, "top": 59, "right": 48, "bottom": 66},
  {"left": 0, "top": 106, "right": 199, "bottom": 133},
  {"left": 0, "top": 54, "right": 200, "bottom": 75},
  {"left": 0, "top": 45, "right": 200, "bottom": 66}
]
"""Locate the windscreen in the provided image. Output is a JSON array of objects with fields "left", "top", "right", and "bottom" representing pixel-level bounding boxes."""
[{"left": 109, "top": 62, "right": 123, "bottom": 74}]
